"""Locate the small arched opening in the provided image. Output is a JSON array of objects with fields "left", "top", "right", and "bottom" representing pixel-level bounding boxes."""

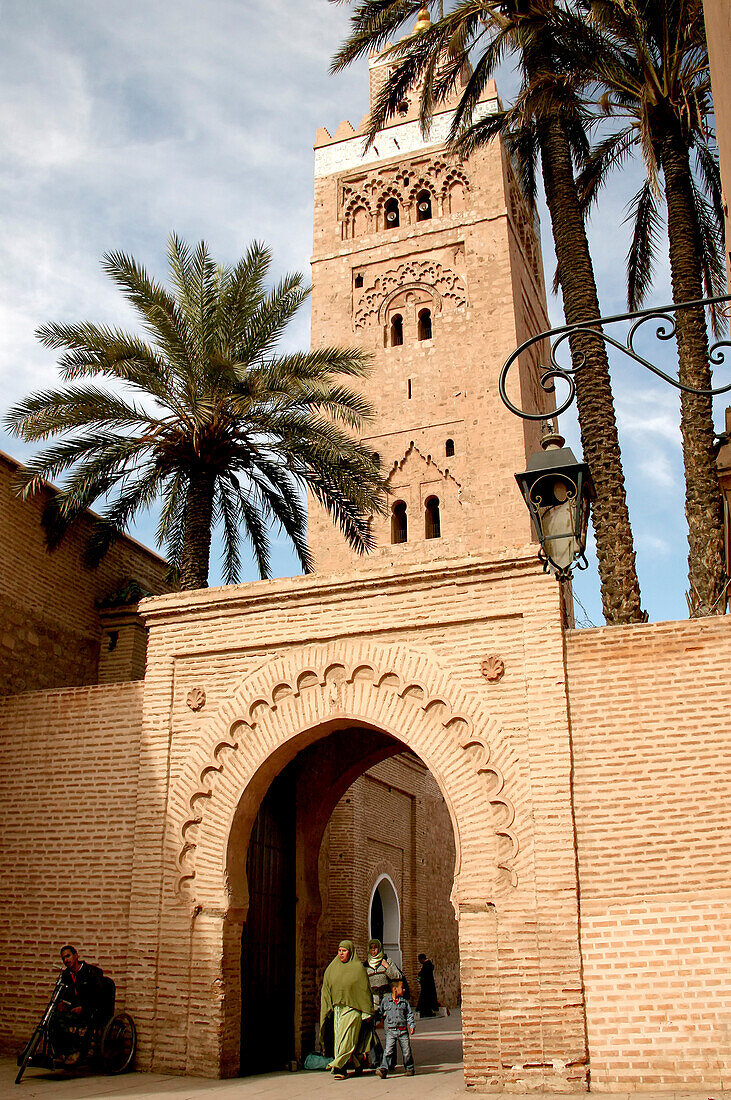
[
  {"left": 369, "top": 875, "right": 402, "bottom": 968},
  {"left": 425, "top": 496, "right": 441, "bottom": 540},
  {"left": 416, "top": 189, "right": 433, "bottom": 222},
  {"left": 390, "top": 314, "right": 404, "bottom": 347},
  {"left": 445, "top": 438, "right": 455, "bottom": 457},
  {"left": 391, "top": 500, "right": 407, "bottom": 544},
  {"left": 417, "top": 308, "right": 432, "bottom": 341},
  {"left": 384, "top": 197, "right": 400, "bottom": 229}
]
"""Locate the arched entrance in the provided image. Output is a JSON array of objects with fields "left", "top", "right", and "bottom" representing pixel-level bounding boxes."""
[
  {"left": 369, "top": 875, "right": 402, "bottom": 969},
  {"left": 138, "top": 639, "right": 586, "bottom": 1089},
  {"left": 235, "top": 722, "right": 459, "bottom": 1073}
]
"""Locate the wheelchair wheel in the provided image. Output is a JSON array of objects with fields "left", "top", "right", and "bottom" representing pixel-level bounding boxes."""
[{"left": 100, "top": 1013, "right": 136, "bottom": 1074}]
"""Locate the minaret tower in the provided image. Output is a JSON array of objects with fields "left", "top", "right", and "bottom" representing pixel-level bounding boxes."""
[{"left": 308, "top": 19, "right": 550, "bottom": 571}]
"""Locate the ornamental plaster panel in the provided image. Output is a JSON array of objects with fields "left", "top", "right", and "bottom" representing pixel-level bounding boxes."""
[{"left": 354, "top": 258, "right": 467, "bottom": 330}]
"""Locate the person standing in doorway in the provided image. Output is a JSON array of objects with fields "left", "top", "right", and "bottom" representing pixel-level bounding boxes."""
[
  {"left": 416, "top": 953, "right": 439, "bottom": 1018},
  {"left": 365, "top": 938, "right": 403, "bottom": 1066},
  {"left": 320, "top": 940, "right": 373, "bottom": 1079}
]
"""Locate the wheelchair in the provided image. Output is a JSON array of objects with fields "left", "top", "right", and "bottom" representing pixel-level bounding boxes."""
[{"left": 15, "top": 970, "right": 136, "bottom": 1084}]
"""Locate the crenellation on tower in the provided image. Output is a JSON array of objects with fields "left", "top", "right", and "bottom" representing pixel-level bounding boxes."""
[{"left": 309, "top": 55, "right": 551, "bottom": 573}]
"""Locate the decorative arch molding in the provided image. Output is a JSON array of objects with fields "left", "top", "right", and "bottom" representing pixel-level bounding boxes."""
[
  {"left": 375, "top": 184, "right": 405, "bottom": 216},
  {"left": 354, "top": 259, "right": 468, "bottom": 330},
  {"left": 378, "top": 282, "right": 442, "bottom": 326},
  {"left": 407, "top": 177, "right": 437, "bottom": 208},
  {"left": 343, "top": 195, "right": 374, "bottom": 239},
  {"left": 440, "top": 165, "right": 470, "bottom": 200},
  {"left": 169, "top": 640, "right": 520, "bottom": 910}
]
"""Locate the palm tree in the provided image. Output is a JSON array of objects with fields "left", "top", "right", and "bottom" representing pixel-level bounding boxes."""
[
  {"left": 5, "top": 236, "right": 386, "bottom": 590},
  {"left": 576, "top": 0, "right": 727, "bottom": 615},
  {"left": 331, "top": 0, "right": 645, "bottom": 624}
]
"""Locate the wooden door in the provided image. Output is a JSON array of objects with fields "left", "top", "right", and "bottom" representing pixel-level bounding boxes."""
[{"left": 240, "top": 768, "right": 296, "bottom": 1074}]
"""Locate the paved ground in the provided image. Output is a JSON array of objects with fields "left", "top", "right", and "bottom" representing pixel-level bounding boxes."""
[{"left": 4, "top": 1013, "right": 728, "bottom": 1100}]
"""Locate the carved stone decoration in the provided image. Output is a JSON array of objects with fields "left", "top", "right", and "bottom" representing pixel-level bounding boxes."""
[
  {"left": 354, "top": 259, "right": 467, "bottom": 329},
  {"left": 186, "top": 687, "right": 207, "bottom": 711},
  {"left": 481, "top": 656, "right": 505, "bottom": 683},
  {"left": 340, "top": 154, "right": 470, "bottom": 238}
]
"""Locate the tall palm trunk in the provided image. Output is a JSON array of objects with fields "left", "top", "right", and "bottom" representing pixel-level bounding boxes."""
[
  {"left": 658, "top": 125, "right": 726, "bottom": 615},
  {"left": 540, "top": 116, "right": 644, "bottom": 624},
  {"left": 180, "top": 469, "right": 216, "bottom": 589}
]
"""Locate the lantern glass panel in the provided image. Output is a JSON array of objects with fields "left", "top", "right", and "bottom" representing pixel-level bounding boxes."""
[{"left": 541, "top": 498, "right": 578, "bottom": 572}]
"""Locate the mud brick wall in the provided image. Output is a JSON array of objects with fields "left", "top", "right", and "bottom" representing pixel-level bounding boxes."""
[
  {"left": 566, "top": 617, "right": 731, "bottom": 1091},
  {"left": 0, "top": 681, "right": 143, "bottom": 1054},
  {"left": 0, "top": 451, "right": 169, "bottom": 694}
]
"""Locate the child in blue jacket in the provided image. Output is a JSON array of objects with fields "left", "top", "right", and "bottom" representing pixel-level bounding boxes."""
[{"left": 375, "top": 979, "right": 416, "bottom": 1078}]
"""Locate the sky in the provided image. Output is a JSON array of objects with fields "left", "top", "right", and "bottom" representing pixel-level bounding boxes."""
[{"left": 0, "top": 0, "right": 727, "bottom": 627}]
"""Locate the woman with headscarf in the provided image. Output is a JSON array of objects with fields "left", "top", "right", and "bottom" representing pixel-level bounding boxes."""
[
  {"left": 320, "top": 940, "right": 374, "bottom": 1079},
  {"left": 365, "top": 937, "right": 404, "bottom": 1068},
  {"left": 365, "top": 937, "right": 404, "bottom": 1011}
]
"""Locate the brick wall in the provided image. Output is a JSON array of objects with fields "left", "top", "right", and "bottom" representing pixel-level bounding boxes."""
[
  {"left": 0, "top": 681, "right": 143, "bottom": 1054},
  {"left": 0, "top": 450, "right": 169, "bottom": 694},
  {"left": 565, "top": 617, "right": 731, "bottom": 1090},
  {"left": 318, "top": 752, "right": 460, "bottom": 1009}
]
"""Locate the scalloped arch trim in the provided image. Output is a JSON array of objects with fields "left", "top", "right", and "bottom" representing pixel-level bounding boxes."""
[{"left": 169, "top": 640, "right": 520, "bottom": 905}]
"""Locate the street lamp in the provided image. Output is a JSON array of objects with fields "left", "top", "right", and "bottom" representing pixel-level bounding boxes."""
[
  {"left": 515, "top": 426, "right": 595, "bottom": 582},
  {"left": 500, "top": 294, "right": 731, "bottom": 583}
]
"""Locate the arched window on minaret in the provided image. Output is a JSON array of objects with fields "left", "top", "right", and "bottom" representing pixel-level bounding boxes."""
[
  {"left": 416, "top": 190, "right": 432, "bottom": 221},
  {"left": 417, "top": 308, "right": 432, "bottom": 341},
  {"left": 384, "top": 197, "right": 400, "bottom": 229},
  {"left": 390, "top": 314, "right": 404, "bottom": 347},
  {"left": 425, "top": 496, "right": 441, "bottom": 540},
  {"left": 445, "top": 438, "right": 455, "bottom": 457},
  {"left": 391, "top": 500, "right": 408, "bottom": 544}
]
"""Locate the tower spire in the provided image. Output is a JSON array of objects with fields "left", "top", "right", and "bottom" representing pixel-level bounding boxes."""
[{"left": 414, "top": 5, "right": 431, "bottom": 33}]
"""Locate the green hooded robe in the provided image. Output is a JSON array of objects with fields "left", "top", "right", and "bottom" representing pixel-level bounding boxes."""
[{"left": 320, "top": 940, "right": 373, "bottom": 1072}]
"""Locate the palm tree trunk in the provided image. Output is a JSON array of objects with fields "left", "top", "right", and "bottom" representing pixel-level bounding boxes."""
[
  {"left": 180, "top": 469, "right": 215, "bottom": 589},
  {"left": 539, "top": 117, "right": 645, "bottom": 624},
  {"left": 658, "top": 125, "right": 726, "bottom": 615}
]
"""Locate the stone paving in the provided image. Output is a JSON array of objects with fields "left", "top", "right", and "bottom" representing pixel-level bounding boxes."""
[{"left": 4, "top": 1013, "right": 728, "bottom": 1100}]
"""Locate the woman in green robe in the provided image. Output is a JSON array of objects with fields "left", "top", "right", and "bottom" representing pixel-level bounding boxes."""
[{"left": 320, "top": 940, "right": 373, "bottom": 1079}]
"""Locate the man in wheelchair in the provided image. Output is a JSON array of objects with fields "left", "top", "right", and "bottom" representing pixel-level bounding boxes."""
[
  {"left": 51, "top": 945, "right": 105, "bottom": 1065},
  {"left": 15, "top": 944, "right": 136, "bottom": 1083}
]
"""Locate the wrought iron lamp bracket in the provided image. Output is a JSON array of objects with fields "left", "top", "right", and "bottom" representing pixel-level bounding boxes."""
[{"left": 499, "top": 294, "right": 731, "bottom": 422}]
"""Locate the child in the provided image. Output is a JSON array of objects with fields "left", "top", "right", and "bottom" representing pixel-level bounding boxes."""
[{"left": 375, "top": 979, "right": 416, "bottom": 1078}]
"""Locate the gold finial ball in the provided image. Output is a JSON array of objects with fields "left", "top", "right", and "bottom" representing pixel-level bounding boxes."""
[{"left": 414, "top": 4, "right": 431, "bottom": 33}]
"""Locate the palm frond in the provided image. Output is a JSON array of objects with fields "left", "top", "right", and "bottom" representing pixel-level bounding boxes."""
[{"left": 625, "top": 180, "right": 661, "bottom": 310}]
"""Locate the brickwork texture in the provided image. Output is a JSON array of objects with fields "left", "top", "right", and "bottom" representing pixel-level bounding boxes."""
[
  {"left": 566, "top": 617, "right": 731, "bottom": 1092},
  {"left": 0, "top": 451, "right": 169, "bottom": 694}
]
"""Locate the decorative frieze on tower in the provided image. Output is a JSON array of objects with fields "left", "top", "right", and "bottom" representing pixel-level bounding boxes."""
[{"left": 308, "top": 50, "right": 551, "bottom": 573}]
